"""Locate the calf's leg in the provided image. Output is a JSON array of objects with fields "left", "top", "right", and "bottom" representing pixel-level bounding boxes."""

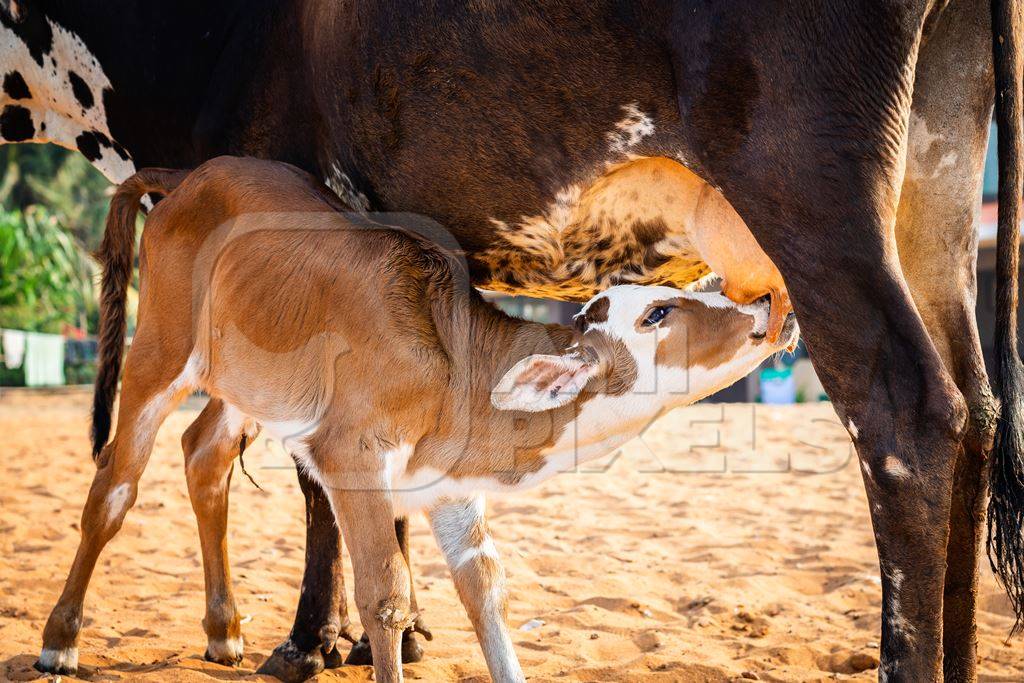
[
  {"left": 181, "top": 398, "right": 259, "bottom": 666},
  {"left": 36, "top": 346, "right": 193, "bottom": 675},
  {"left": 429, "top": 496, "right": 524, "bottom": 683},
  {"left": 257, "top": 469, "right": 356, "bottom": 682},
  {"left": 345, "top": 516, "right": 431, "bottom": 665},
  {"left": 313, "top": 444, "right": 413, "bottom": 683}
]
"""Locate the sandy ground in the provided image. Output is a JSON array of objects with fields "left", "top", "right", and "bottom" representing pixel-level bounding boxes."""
[{"left": 0, "top": 391, "right": 1021, "bottom": 682}]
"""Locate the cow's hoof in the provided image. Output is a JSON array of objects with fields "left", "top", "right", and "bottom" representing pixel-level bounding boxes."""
[
  {"left": 256, "top": 639, "right": 324, "bottom": 683},
  {"left": 34, "top": 646, "right": 79, "bottom": 676},
  {"left": 402, "top": 631, "right": 425, "bottom": 663},
  {"left": 344, "top": 629, "right": 425, "bottom": 665},
  {"left": 344, "top": 633, "right": 373, "bottom": 666},
  {"left": 322, "top": 642, "right": 345, "bottom": 669},
  {"left": 204, "top": 635, "right": 244, "bottom": 666}
]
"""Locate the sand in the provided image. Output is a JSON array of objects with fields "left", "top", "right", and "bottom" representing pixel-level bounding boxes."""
[{"left": 0, "top": 391, "right": 1020, "bottom": 682}]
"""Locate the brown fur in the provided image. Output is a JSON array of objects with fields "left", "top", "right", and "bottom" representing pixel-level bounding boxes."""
[
  {"left": 652, "top": 300, "right": 755, "bottom": 370},
  {"left": 91, "top": 168, "right": 189, "bottom": 457},
  {"left": 476, "top": 156, "right": 790, "bottom": 339},
  {"left": 12, "top": 4, "right": 1015, "bottom": 675},
  {"left": 42, "top": 157, "right": 777, "bottom": 683}
]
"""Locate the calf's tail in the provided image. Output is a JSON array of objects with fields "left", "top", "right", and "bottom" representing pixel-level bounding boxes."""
[
  {"left": 91, "top": 168, "right": 189, "bottom": 459},
  {"left": 988, "top": 0, "right": 1024, "bottom": 635}
]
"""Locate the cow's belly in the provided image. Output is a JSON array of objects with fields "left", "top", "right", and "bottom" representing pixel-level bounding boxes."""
[{"left": 472, "top": 156, "right": 715, "bottom": 302}]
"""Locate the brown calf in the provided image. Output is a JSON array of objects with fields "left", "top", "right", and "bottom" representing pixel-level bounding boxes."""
[{"left": 37, "top": 157, "right": 797, "bottom": 682}]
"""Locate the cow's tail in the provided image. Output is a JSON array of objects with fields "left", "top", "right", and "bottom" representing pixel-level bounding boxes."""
[
  {"left": 91, "top": 168, "right": 188, "bottom": 459},
  {"left": 989, "top": 0, "right": 1024, "bottom": 635}
]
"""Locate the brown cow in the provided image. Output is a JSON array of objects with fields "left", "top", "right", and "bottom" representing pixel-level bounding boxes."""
[{"left": 8, "top": 2, "right": 1023, "bottom": 680}]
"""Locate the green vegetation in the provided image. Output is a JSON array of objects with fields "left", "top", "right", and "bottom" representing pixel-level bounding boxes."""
[{"left": 0, "top": 145, "right": 112, "bottom": 334}]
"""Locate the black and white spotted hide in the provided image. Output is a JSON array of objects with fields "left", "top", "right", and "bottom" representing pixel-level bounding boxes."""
[{"left": 1, "top": 2, "right": 134, "bottom": 182}]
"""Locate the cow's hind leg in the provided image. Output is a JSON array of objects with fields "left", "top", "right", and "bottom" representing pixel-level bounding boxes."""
[
  {"left": 898, "top": 1, "right": 996, "bottom": 678},
  {"left": 36, "top": 346, "right": 194, "bottom": 675},
  {"left": 181, "top": 398, "right": 259, "bottom": 666}
]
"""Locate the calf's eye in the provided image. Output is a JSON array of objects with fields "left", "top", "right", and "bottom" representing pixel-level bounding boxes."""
[{"left": 642, "top": 306, "right": 672, "bottom": 327}]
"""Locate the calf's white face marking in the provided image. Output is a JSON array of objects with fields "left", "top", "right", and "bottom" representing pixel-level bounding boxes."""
[
  {"left": 485, "top": 285, "right": 796, "bottom": 501},
  {"left": 1, "top": 14, "right": 135, "bottom": 182},
  {"left": 573, "top": 284, "right": 772, "bottom": 401},
  {"left": 491, "top": 284, "right": 761, "bottom": 415}
]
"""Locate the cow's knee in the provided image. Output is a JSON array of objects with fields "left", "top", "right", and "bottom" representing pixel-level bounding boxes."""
[
  {"left": 850, "top": 374, "right": 967, "bottom": 477},
  {"left": 920, "top": 376, "right": 969, "bottom": 445},
  {"left": 964, "top": 382, "right": 997, "bottom": 457}
]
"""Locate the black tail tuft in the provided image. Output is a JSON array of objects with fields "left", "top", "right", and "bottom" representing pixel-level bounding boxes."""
[
  {"left": 90, "top": 168, "right": 188, "bottom": 459},
  {"left": 989, "top": 363, "right": 1024, "bottom": 635},
  {"left": 987, "top": 0, "right": 1024, "bottom": 635}
]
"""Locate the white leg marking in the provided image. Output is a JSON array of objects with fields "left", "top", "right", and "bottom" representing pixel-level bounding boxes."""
[
  {"left": 456, "top": 535, "right": 500, "bottom": 570},
  {"left": 104, "top": 482, "right": 131, "bottom": 524},
  {"left": 883, "top": 455, "right": 913, "bottom": 481},
  {"left": 134, "top": 353, "right": 203, "bottom": 451},
  {"left": 431, "top": 495, "right": 488, "bottom": 566},
  {"left": 430, "top": 497, "right": 525, "bottom": 683},
  {"left": 38, "top": 646, "right": 79, "bottom": 672},
  {"left": 861, "top": 460, "right": 874, "bottom": 481},
  {"left": 481, "top": 607, "right": 523, "bottom": 683},
  {"left": 206, "top": 635, "right": 244, "bottom": 663},
  {"left": 889, "top": 568, "right": 905, "bottom": 591},
  {"left": 883, "top": 565, "right": 915, "bottom": 644}
]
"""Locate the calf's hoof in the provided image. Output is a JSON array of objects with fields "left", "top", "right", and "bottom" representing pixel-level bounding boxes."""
[
  {"left": 204, "top": 635, "right": 244, "bottom": 666},
  {"left": 256, "top": 639, "right": 324, "bottom": 683},
  {"left": 344, "top": 629, "right": 425, "bottom": 665},
  {"left": 34, "top": 646, "right": 79, "bottom": 676}
]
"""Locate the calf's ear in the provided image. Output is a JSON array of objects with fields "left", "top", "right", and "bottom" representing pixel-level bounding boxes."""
[{"left": 491, "top": 354, "right": 598, "bottom": 412}]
